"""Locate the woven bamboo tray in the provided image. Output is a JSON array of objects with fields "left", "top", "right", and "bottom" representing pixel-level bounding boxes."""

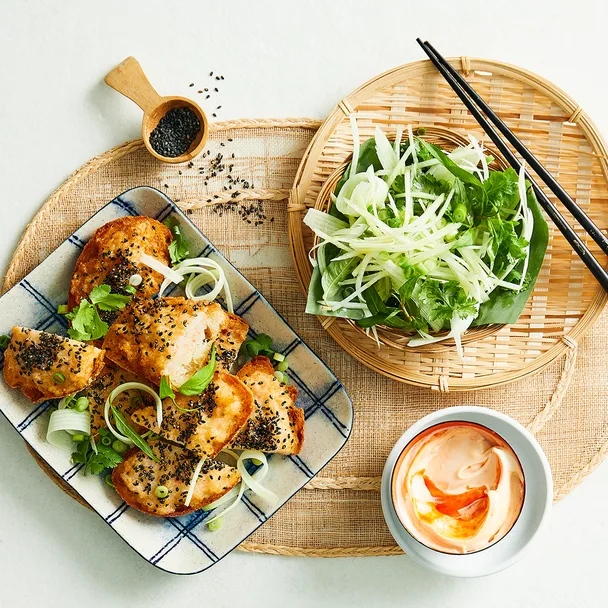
[
  {"left": 289, "top": 58, "right": 608, "bottom": 391},
  {"left": 4, "top": 113, "right": 608, "bottom": 558}
]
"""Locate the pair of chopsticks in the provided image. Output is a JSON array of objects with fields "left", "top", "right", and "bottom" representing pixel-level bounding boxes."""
[{"left": 417, "top": 39, "right": 608, "bottom": 292}]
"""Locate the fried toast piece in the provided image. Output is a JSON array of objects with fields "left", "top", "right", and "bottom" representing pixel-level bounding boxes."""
[
  {"left": 232, "top": 356, "right": 305, "bottom": 455},
  {"left": 68, "top": 216, "right": 172, "bottom": 323},
  {"left": 131, "top": 370, "right": 254, "bottom": 458},
  {"left": 3, "top": 327, "right": 105, "bottom": 402},
  {"left": 112, "top": 440, "right": 240, "bottom": 517},
  {"left": 78, "top": 365, "right": 153, "bottom": 437},
  {"left": 102, "top": 297, "right": 247, "bottom": 386}
]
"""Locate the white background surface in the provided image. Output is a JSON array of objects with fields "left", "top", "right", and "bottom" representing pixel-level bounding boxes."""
[{"left": 1, "top": 1, "right": 607, "bottom": 606}]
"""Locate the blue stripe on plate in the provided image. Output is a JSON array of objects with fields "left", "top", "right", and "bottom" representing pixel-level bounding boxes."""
[
  {"left": 19, "top": 281, "right": 68, "bottom": 327},
  {"left": 36, "top": 314, "right": 58, "bottom": 332},
  {"left": 234, "top": 292, "right": 260, "bottom": 317},
  {"left": 17, "top": 400, "right": 52, "bottom": 432},
  {"left": 63, "top": 463, "right": 85, "bottom": 482},
  {"left": 151, "top": 511, "right": 217, "bottom": 565},
  {"left": 112, "top": 197, "right": 138, "bottom": 216},
  {"left": 61, "top": 462, "right": 84, "bottom": 481},
  {"left": 106, "top": 502, "right": 129, "bottom": 525},
  {"left": 288, "top": 455, "right": 315, "bottom": 478},
  {"left": 169, "top": 518, "right": 219, "bottom": 562},
  {"left": 241, "top": 494, "right": 267, "bottom": 523},
  {"left": 68, "top": 234, "right": 86, "bottom": 249},
  {"left": 155, "top": 204, "right": 174, "bottom": 223}
]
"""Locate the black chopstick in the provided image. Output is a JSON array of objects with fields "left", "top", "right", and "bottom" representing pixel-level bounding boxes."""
[
  {"left": 416, "top": 38, "right": 608, "bottom": 293},
  {"left": 422, "top": 40, "right": 608, "bottom": 257}
]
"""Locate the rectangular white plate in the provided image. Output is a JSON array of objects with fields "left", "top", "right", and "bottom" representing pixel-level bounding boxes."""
[{"left": 0, "top": 186, "right": 353, "bottom": 574}]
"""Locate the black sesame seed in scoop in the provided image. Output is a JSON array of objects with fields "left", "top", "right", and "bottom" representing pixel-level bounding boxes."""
[{"left": 149, "top": 107, "right": 201, "bottom": 158}]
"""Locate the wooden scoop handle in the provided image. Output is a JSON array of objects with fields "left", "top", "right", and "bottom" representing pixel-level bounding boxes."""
[{"left": 104, "top": 57, "right": 163, "bottom": 114}]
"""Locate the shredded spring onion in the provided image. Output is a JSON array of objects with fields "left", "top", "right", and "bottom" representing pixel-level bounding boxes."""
[
  {"left": 47, "top": 408, "right": 90, "bottom": 451},
  {"left": 185, "top": 450, "right": 277, "bottom": 523},
  {"left": 157, "top": 257, "right": 234, "bottom": 313},
  {"left": 104, "top": 382, "right": 163, "bottom": 442},
  {"left": 140, "top": 253, "right": 184, "bottom": 284}
]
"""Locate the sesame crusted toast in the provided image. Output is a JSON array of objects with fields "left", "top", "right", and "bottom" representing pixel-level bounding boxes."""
[
  {"left": 232, "top": 356, "right": 305, "bottom": 455},
  {"left": 131, "top": 370, "right": 254, "bottom": 458},
  {"left": 3, "top": 327, "right": 106, "bottom": 403},
  {"left": 112, "top": 440, "right": 241, "bottom": 517},
  {"left": 102, "top": 297, "right": 247, "bottom": 387},
  {"left": 68, "top": 216, "right": 172, "bottom": 323}
]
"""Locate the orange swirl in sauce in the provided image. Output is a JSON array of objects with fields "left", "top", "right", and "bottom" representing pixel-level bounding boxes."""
[{"left": 392, "top": 421, "right": 524, "bottom": 554}]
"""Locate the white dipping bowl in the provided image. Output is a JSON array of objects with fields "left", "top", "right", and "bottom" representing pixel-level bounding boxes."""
[{"left": 381, "top": 406, "right": 552, "bottom": 577}]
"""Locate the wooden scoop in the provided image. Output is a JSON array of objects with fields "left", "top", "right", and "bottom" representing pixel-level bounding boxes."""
[{"left": 105, "top": 57, "right": 208, "bottom": 164}]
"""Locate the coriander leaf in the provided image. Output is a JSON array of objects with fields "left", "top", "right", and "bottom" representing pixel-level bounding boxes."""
[
  {"left": 164, "top": 219, "right": 190, "bottom": 265},
  {"left": 482, "top": 168, "right": 520, "bottom": 215},
  {"left": 89, "top": 284, "right": 132, "bottom": 312},
  {"left": 111, "top": 406, "right": 159, "bottom": 462},
  {"left": 71, "top": 439, "right": 122, "bottom": 476},
  {"left": 254, "top": 334, "right": 273, "bottom": 349},
  {"left": 179, "top": 344, "right": 216, "bottom": 396},
  {"left": 241, "top": 340, "right": 261, "bottom": 358},
  {"left": 159, "top": 375, "right": 175, "bottom": 401},
  {"left": 85, "top": 444, "right": 123, "bottom": 476},
  {"left": 65, "top": 300, "right": 109, "bottom": 341}
]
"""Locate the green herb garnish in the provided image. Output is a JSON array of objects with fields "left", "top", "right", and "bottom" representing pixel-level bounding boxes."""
[
  {"left": 111, "top": 406, "right": 159, "bottom": 462},
  {"left": 71, "top": 429, "right": 123, "bottom": 476},
  {"left": 241, "top": 333, "right": 274, "bottom": 359},
  {"left": 89, "top": 284, "right": 132, "bottom": 311},
  {"left": 178, "top": 344, "right": 216, "bottom": 396},
  {"left": 164, "top": 218, "right": 190, "bottom": 265},
  {"left": 63, "top": 284, "right": 131, "bottom": 341},
  {"left": 159, "top": 375, "right": 176, "bottom": 401},
  {"left": 304, "top": 130, "right": 549, "bottom": 344},
  {"left": 0, "top": 334, "right": 10, "bottom": 350},
  {"left": 65, "top": 300, "right": 108, "bottom": 341}
]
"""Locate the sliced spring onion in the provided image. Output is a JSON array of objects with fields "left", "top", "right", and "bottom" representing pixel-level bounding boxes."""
[
  {"left": 140, "top": 253, "right": 184, "bottom": 285},
  {"left": 129, "top": 273, "right": 143, "bottom": 286},
  {"left": 157, "top": 257, "right": 234, "bottom": 313},
  {"left": 184, "top": 456, "right": 210, "bottom": 507},
  {"left": 52, "top": 372, "right": 66, "bottom": 384},
  {"left": 236, "top": 451, "right": 278, "bottom": 505},
  {"left": 200, "top": 450, "right": 278, "bottom": 527},
  {"left": 104, "top": 382, "right": 163, "bottom": 442},
  {"left": 47, "top": 408, "right": 90, "bottom": 451}
]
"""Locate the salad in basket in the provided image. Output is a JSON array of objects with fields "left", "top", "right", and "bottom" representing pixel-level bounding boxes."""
[{"left": 304, "top": 124, "right": 548, "bottom": 355}]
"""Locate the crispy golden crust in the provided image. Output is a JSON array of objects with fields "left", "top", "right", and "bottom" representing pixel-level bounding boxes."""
[
  {"left": 232, "top": 356, "right": 305, "bottom": 455},
  {"left": 131, "top": 370, "right": 254, "bottom": 458},
  {"left": 218, "top": 312, "right": 248, "bottom": 368},
  {"left": 102, "top": 297, "right": 247, "bottom": 386},
  {"left": 112, "top": 440, "right": 240, "bottom": 517},
  {"left": 3, "top": 327, "right": 105, "bottom": 403},
  {"left": 79, "top": 365, "right": 152, "bottom": 437},
  {"left": 68, "top": 216, "right": 171, "bottom": 312}
]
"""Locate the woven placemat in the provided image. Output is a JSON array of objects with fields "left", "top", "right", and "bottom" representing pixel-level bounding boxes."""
[{"left": 3, "top": 117, "right": 608, "bottom": 558}]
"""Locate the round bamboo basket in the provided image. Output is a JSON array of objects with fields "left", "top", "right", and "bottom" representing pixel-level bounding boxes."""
[{"left": 288, "top": 58, "right": 608, "bottom": 391}]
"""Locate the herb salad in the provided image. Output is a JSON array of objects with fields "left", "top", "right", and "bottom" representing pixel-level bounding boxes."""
[{"left": 305, "top": 125, "right": 548, "bottom": 355}]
